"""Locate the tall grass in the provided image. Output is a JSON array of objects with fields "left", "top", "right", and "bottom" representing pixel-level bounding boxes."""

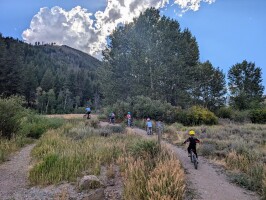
[
  {"left": 29, "top": 119, "right": 186, "bottom": 199},
  {"left": 118, "top": 143, "right": 185, "bottom": 200},
  {"left": 0, "top": 136, "right": 32, "bottom": 163},
  {"left": 29, "top": 128, "right": 126, "bottom": 185}
]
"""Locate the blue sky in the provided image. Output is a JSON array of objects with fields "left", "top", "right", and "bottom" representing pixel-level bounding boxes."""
[{"left": 0, "top": 0, "right": 265, "bottom": 93}]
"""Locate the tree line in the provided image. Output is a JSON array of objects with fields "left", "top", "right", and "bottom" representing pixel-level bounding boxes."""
[
  {"left": 0, "top": 8, "right": 264, "bottom": 115},
  {"left": 100, "top": 8, "right": 264, "bottom": 111}
]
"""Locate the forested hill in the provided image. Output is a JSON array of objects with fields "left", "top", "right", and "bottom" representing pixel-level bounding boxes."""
[
  {"left": 32, "top": 44, "right": 102, "bottom": 70},
  {"left": 0, "top": 34, "right": 102, "bottom": 113}
]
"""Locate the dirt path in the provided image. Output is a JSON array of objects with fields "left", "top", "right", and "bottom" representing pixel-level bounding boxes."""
[
  {"left": 132, "top": 127, "right": 259, "bottom": 200},
  {"left": 0, "top": 144, "right": 35, "bottom": 199}
]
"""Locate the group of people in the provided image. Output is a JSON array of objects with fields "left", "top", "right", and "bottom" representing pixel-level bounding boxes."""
[{"left": 86, "top": 108, "right": 200, "bottom": 161}]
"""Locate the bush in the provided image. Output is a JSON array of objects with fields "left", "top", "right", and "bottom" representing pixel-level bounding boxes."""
[
  {"left": 199, "top": 143, "right": 216, "bottom": 157},
  {"left": 231, "top": 110, "right": 250, "bottom": 123},
  {"left": 0, "top": 96, "right": 26, "bottom": 139},
  {"left": 74, "top": 107, "right": 86, "bottom": 114},
  {"left": 105, "top": 96, "right": 176, "bottom": 123},
  {"left": 177, "top": 106, "right": 218, "bottom": 126},
  {"left": 249, "top": 108, "right": 266, "bottom": 124},
  {"left": 129, "top": 139, "right": 159, "bottom": 160},
  {"left": 20, "top": 114, "right": 64, "bottom": 139},
  {"left": 216, "top": 107, "right": 233, "bottom": 119}
]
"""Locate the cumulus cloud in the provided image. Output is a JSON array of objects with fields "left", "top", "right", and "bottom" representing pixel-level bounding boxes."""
[{"left": 22, "top": 0, "right": 216, "bottom": 58}]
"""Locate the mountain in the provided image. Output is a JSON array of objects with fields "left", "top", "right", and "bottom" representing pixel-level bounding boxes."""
[{"left": 0, "top": 35, "right": 102, "bottom": 112}]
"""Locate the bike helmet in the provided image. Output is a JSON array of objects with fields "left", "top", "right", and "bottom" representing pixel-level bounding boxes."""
[
  {"left": 128, "top": 112, "right": 131, "bottom": 114},
  {"left": 189, "top": 130, "right": 195, "bottom": 135}
]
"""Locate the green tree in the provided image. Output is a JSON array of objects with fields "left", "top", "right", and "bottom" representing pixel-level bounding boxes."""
[
  {"left": 228, "top": 60, "right": 264, "bottom": 110},
  {"left": 40, "top": 68, "right": 54, "bottom": 92},
  {"left": 192, "top": 61, "right": 227, "bottom": 111},
  {"left": 100, "top": 8, "right": 200, "bottom": 107},
  {"left": 0, "top": 37, "right": 23, "bottom": 96},
  {"left": 45, "top": 89, "right": 56, "bottom": 113},
  {"left": 23, "top": 63, "right": 38, "bottom": 107}
]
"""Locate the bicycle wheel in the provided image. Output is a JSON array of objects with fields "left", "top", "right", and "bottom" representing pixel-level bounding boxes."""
[
  {"left": 193, "top": 154, "right": 198, "bottom": 169},
  {"left": 190, "top": 151, "right": 193, "bottom": 163}
]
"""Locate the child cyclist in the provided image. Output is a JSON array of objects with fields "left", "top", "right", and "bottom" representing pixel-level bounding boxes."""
[
  {"left": 146, "top": 118, "right": 153, "bottom": 135},
  {"left": 183, "top": 130, "right": 200, "bottom": 159},
  {"left": 126, "top": 112, "right": 132, "bottom": 127}
]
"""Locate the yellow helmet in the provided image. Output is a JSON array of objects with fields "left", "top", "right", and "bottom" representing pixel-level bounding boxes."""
[{"left": 189, "top": 130, "right": 195, "bottom": 135}]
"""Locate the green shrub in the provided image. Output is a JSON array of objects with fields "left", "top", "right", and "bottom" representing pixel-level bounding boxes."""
[
  {"left": 199, "top": 143, "right": 216, "bottom": 156},
  {"left": 250, "top": 109, "right": 266, "bottom": 124},
  {"left": 105, "top": 96, "right": 176, "bottom": 123},
  {"left": 20, "top": 114, "right": 64, "bottom": 139},
  {"left": 108, "top": 125, "right": 125, "bottom": 133},
  {"left": 177, "top": 106, "right": 218, "bottom": 126},
  {"left": 231, "top": 110, "right": 250, "bottom": 123},
  {"left": 0, "top": 96, "right": 26, "bottom": 139},
  {"left": 73, "top": 107, "right": 86, "bottom": 114},
  {"left": 216, "top": 107, "right": 233, "bottom": 119},
  {"left": 229, "top": 163, "right": 264, "bottom": 192},
  {"left": 129, "top": 139, "right": 159, "bottom": 160}
]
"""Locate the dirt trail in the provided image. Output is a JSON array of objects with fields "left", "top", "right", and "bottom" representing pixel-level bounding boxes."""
[
  {"left": 132, "top": 127, "right": 259, "bottom": 200},
  {"left": 0, "top": 144, "right": 35, "bottom": 199}
]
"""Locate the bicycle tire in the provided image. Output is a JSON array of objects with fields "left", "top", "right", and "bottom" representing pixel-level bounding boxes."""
[{"left": 193, "top": 154, "right": 198, "bottom": 169}]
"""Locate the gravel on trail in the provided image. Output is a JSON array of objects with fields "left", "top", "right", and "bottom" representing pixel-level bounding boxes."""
[{"left": 0, "top": 144, "right": 35, "bottom": 199}]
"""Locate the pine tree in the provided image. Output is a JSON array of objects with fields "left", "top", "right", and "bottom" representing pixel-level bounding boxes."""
[{"left": 40, "top": 68, "right": 54, "bottom": 92}]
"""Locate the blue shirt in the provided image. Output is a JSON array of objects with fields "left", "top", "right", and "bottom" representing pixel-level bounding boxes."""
[
  {"left": 85, "top": 107, "right": 91, "bottom": 112},
  {"left": 146, "top": 121, "right": 152, "bottom": 128}
]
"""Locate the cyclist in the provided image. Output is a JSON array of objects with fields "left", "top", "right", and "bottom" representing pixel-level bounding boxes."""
[
  {"left": 109, "top": 112, "right": 115, "bottom": 124},
  {"left": 183, "top": 130, "right": 200, "bottom": 159},
  {"left": 85, "top": 106, "right": 91, "bottom": 119},
  {"left": 126, "top": 112, "right": 132, "bottom": 127},
  {"left": 146, "top": 118, "right": 153, "bottom": 135}
]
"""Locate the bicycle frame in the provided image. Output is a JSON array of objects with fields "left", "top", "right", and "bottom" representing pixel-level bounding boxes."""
[
  {"left": 190, "top": 149, "right": 198, "bottom": 169},
  {"left": 147, "top": 127, "right": 152, "bottom": 135},
  {"left": 127, "top": 118, "right": 131, "bottom": 127}
]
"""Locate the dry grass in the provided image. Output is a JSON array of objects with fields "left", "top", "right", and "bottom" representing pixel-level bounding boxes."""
[
  {"left": 29, "top": 117, "right": 186, "bottom": 199},
  {"left": 119, "top": 145, "right": 185, "bottom": 200},
  {"left": 0, "top": 136, "right": 32, "bottom": 163},
  {"left": 164, "top": 122, "right": 266, "bottom": 195},
  {"left": 263, "top": 166, "right": 266, "bottom": 199},
  {"left": 47, "top": 114, "right": 84, "bottom": 119}
]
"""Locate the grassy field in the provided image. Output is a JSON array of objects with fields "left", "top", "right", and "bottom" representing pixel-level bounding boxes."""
[
  {"left": 29, "top": 116, "right": 185, "bottom": 199},
  {"left": 162, "top": 121, "right": 266, "bottom": 197}
]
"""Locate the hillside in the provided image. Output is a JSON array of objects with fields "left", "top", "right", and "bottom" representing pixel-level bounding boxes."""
[
  {"left": 29, "top": 44, "right": 101, "bottom": 71},
  {"left": 0, "top": 35, "right": 102, "bottom": 112}
]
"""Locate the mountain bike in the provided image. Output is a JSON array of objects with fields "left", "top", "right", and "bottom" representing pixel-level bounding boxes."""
[
  {"left": 147, "top": 127, "right": 153, "bottom": 135},
  {"left": 83, "top": 113, "right": 91, "bottom": 119},
  {"left": 126, "top": 118, "right": 133, "bottom": 127},
  {"left": 109, "top": 117, "right": 115, "bottom": 124},
  {"left": 190, "top": 149, "right": 198, "bottom": 169}
]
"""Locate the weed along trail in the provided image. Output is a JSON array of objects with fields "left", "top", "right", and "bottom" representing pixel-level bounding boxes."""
[
  {"left": 132, "top": 127, "right": 259, "bottom": 200},
  {"left": 0, "top": 143, "right": 35, "bottom": 199}
]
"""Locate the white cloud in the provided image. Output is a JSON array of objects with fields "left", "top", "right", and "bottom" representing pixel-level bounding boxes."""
[
  {"left": 174, "top": 0, "right": 215, "bottom": 11},
  {"left": 22, "top": 0, "right": 215, "bottom": 58}
]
